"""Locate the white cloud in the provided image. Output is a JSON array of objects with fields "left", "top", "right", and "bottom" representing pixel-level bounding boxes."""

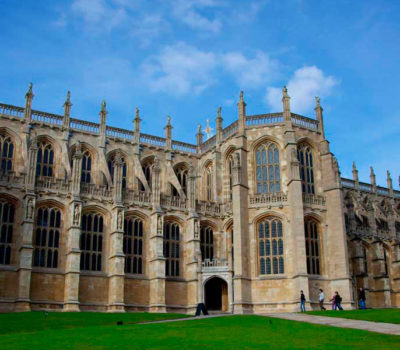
[
  {"left": 222, "top": 51, "right": 279, "bottom": 88},
  {"left": 171, "top": 0, "right": 222, "bottom": 33},
  {"left": 265, "top": 66, "right": 339, "bottom": 113},
  {"left": 141, "top": 43, "right": 218, "bottom": 96}
]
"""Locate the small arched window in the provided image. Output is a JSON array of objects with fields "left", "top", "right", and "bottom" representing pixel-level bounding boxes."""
[
  {"left": 80, "top": 212, "right": 103, "bottom": 271},
  {"left": 297, "top": 144, "right": 315, "bottom": 194},
  {"left": 258, "top": 217, "right": 284, "bottom": 275},
  {"left": 81, "top": 151, "right": 92, "bottom": 184},
  {"left": 0, "top": 200, "right": 15, "bottom": 265},
  {"left": 204, "top": 164, "right": 213, "bottom": 201},
  {"left": 36, "top": 141, "right": 54, "bottom": 178},
  {"left": 200, "top": 226, "right": 214, "bottom": 261},
  {"left": 256, "top": 142, "right": 280, "bottom": 194},
  {"left": 123, "top": 217, "right": 144, "bottom": 274},
  {"left": 107, "top": 154, "right": 127, "bottom": 189},
  {"left": 163, "top": 222, "right": 180, "bottom": 277},
  {"left": 33, "top": 207, "right": 61, "bottom": 268},
  {"left": 139, "top": 160, "right": 152, "bottom": 191},
  {"left": 0, "top": 134, "right": 14, "bottom": 174},
  {"left": 172, "top": 165, "right": 188, "bottom": 197},
  {"left": 305, "top": 218, "right": 320, "bottom": 275}
]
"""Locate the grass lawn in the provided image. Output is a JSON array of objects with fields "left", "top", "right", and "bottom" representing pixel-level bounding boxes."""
[
  {"left": 306, "top": 308, "right": 400, "bottom": 324},
  {"left": 1, "top": 313, "right": 399, "bottom": 349}
]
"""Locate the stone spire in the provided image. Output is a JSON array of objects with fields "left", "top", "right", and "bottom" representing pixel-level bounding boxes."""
[
  {"left": 352, "top": 161, "right": 359, "bottom": 189},
  {"left": 133, "top": 107, "right": 141, "bottom": 143},
  {"left": 238, "top": 91, "right": 246, "bottom": 134},
  {"left": 63, "top": 91, "right": 72, "bottom": 129},
  {"left": 216, "top": 107, "right": 223, "bottom": 143},
  {"left": 314, "top": 96, "right": 325, "bottom": 138},
  {"left": 196, "top": 124, "right": 203, "bottom": 152},
  {"left": 24, "top": 82, "right": 34, "bottom": 123},
  {"left": 387, "top": 170, "right": 393, "bottom": 195},
  {"left": 164, "top": 115, "right": 172, "bottom": 149},
  {"left": 282, "top": 86, "right": 291, "bottom": 121},
  {"left": 99, "top": 100, "right": 108, "bottom": 137},
  {"left": 370, "top": 166, "right": 376, "bottom": 191}
]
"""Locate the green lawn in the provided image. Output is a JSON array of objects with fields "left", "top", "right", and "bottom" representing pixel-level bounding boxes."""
[
  {"left": 0, "top": 313, "right": 399, "bottom": 349},
  {"left": 306, "top": 308, "right": 400, "bottom": 324}
]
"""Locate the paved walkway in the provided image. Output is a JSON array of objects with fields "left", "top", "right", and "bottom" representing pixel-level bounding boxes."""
[{"left": 262, "top": 313, "right": 400, "bottom": 336}]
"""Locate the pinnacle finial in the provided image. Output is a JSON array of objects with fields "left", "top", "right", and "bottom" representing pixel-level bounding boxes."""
[
  {"left": 25, "top": 82, "right": 34, "bottom": 98},
  {"left": 64, "top": 90, "right": 71, "bottom": 105},
  {"left": 370, "top": 166, "right": 375, "bottom": 176},
  {"left": 217, "top": 107, "right": 222, "bottom": 118},
  {"left": 387, "top": 170, "right": 392, "bottom": 180},
  {"left": 197, "top": 124, "right": 201, "bottom": 133},
  {"left": 101, "top": 100, "right": 106, "bottom": 112},
  {"left": 167, "top": 115, "right": 171, "bottom": 125},
  {"left": 282, "top": 85, "right": 289, "bottom": 98},
  {"left": 315, "top": 96, "right": 321, "bottom": 108},
  {"left": 239, "top": 90, "right": 244, "bottom": 102},
  {"left": 135, "top": 107, "right": 140, "bottom": 119},
  {"left": 352, "top": 161, "right": 356, "bottom": 171}
]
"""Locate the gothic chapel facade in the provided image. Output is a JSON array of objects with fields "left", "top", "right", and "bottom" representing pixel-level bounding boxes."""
[{"left": 0, "top": 84, "right": 399, "bottom": 313}]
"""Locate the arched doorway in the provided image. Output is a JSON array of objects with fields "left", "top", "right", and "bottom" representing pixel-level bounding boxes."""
[{"left": 204, "top": 277, "right": 228, "bottom": 312}]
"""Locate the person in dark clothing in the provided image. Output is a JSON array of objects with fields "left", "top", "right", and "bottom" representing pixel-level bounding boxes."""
[
  {"left": 334, "top": 291, "right": 343, "bottom": 310},
  {"left": 300, "top": 290, "right": 306, "bottom": 312},
  {"left": 358, "top": 287, "right": 366, "bottom": 309}
]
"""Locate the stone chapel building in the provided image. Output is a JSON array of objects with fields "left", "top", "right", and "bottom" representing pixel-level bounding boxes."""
[{"left": 0, "top": 84, "right": 399, "bottom": 313}]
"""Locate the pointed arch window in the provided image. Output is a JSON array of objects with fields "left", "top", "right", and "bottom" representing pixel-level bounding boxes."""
[
  {"left": 80, "top": 212, "right": 103, "bottom": 271},
  {"left": 200, "top": 226, "right": 214, "bottom": 261},
  {"left": 227, "top": 154, "right": 234, "bottom": 200},
  {"left": 123, "top": 217, "right": 143, "bottom": 274},
  {"left": 305, "top": 218, "right": 320, "bottom": 275},
  {"left": 139, "top": 161, "right": 152, "bottom": 191},
  {"left": 163, "top": 222, "right": 180, "bottom": 277},
  {"left": 0, "top": 134, "right": 13, "bottom": 174},
  {"left": 36, "top": 141, "right": 54, "bottom": 178},
  {"left": 297, "top": 144, "right": 315, "bottom": 194},
  {"left": 107, "top": 154, "right": 127, "bottom": 189},
  {"left": 81, "top": 151, "right": 92, "bottom": 184},
  {"left": 33, "top": 207, "right": 61, "bottom": 268},
  {"left": 0, "top": 200, "right": 15, "bottom": 265},
  {"left": 256, "top": 142, "right": 281, "bottom": 194},
  {"left": 172, "top": 166, "right": 188, "bottom": 197},
  {"left": 204, "top": 164, "right": 213, "bottom": 201},
  {"left": 258, "top": 217, "right": 284, "bottom": 275}
]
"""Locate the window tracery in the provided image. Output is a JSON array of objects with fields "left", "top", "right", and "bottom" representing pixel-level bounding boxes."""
[
  {"left": 0, "top": 200, "right": 14, "bottom": 265},
  {"left": 163, "top": 222, "right": 180, "bottom": 277},
  {"left": 0, "top": 134, "right": 13, "bottom": 174},
  {"left": 255, "top": 142, "right": 281, "bottom": 194},
  {"left": 123, "top": 217, "right": 143, "bottom": 274},
  {"left": 36, "top": 141, "right": 54, "bottom": 178},
  {"left": 297, "top": 143, "right": 314, "bottom": 194},
  {"left": 304, "top": 218, "right": 321, "bottom": 275},
  {"left": 80, "top": 212, "right": 103, "bottom": 271}
]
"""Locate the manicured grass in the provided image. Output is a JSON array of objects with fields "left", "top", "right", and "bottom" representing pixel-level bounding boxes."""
[
  {"left": 1, "top": 313, "right": 399, "bottom": 349},
  {"left": 0, "top": 311, "right": 187, "bottom": 335},
  {"left": 306, "top": 308, "right": 400, "bottom": 324}
]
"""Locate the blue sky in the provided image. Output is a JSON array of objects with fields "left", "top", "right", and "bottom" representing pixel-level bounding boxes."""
[{"left": 0, "top": 0, "right": 399, "bottom": 187}]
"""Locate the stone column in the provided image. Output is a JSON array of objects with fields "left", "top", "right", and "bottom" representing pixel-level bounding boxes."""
[
  {"left": 148, "top": 159, "right": 166, "bottom": 312},
  {"left": 231, "top": 149, "right": 251, "bottom": 313},
  {"left": 371, "top": 240, "right": 391, "bottom": 307},
  {"left": 186, "top": 167, "right": 201, "bottom": 313},
  {"left": 63, "top": 148, "right": 83, "bottom": 311},
  {"left": 15, "top": 195, "right": 36, "bottom": 311},
  {"left": 107, "top": 206, "right": 125, "bottom": 312},
  {"left": 63, "top": 200, "right": 82, "bottom": 311}
]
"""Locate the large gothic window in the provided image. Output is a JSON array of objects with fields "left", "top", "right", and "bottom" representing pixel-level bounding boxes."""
[
  {"left": 163, "top": 222, "right": 180, "bottom": 277},
  {"left": 297, "top": 144, "right": 315, "bottom": 194},
  {"left": 36, "top": 141, "right": 54, "bottom": 178},
  {"left": 172, "top": 165, "right": 188, "bottom": 197},
  {"left": 33, "top": 207, "right": 61, "bottom": 268},
  {"left": 227, "top": 154, "right": 234, "bottom": 200},
  {"left": 256, "top": 142, "right": 281, "bottom": 194},
  {"left": 107, "top": 154, "right": 127, "bottom": 189},
  {"left": 0, "top": 134, "right": 13, "bottom": 174},
  {"left": 204, "top": 164, "right": 213, "bottom": 201},
  {"left": 139, "top": 160, "right": 152, "bottom": 191},
  {"left": 81, "top": 151, "right": 92, "bottom": 184},
  {"left": 123, "top": 217, "right": 143, "bottom": 274},
  {"left": 80, "top": 212, "right": 103, "bottom": 271},
  {"left": 258, "top": 218, "right": 284, "bottom": 275},
  {"left": 305, "top": 218, "right": 320, "bottom": 275},
  {"left": 200, "top": 226, "right": 214, "bottom": 261},
  {"left": 0, "top": 200, "right": 15, "bottom": 265}
]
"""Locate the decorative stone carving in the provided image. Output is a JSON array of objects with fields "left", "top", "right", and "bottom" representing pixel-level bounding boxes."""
[
  {"left": 117, "top": 210, "right": 123, "bottom": 230},
  {"left": 73, "top": 204, "right": 81, "bottom": 226},
  {"left": 26, "top": 198, "right": 34, "bottom": 220}
]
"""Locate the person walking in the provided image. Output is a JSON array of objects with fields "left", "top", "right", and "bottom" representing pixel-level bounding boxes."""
[
  {"left": 329, "top": 293, "right": 336, "bottom": 310},
  {"left": 358, "top": 287, "right": 366, "bottom": 309},
  {"left": 300, "top": 290, "right": 306, "bottom": 312},
  {"left": 319, "top": 289, "right": 326, "bottom": 310},
  {"left": 334, "top": 291, "right": 343, "bottom": 310}
]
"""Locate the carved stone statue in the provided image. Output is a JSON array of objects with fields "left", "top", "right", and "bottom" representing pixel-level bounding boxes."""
[
  {"left": 73, "top": 204, "right": 80, "bottom": 225},
  {"left": 117, "top": 210, "right": 123, "bottom": 230},
  {"left": 157, "top": 215, "right": 162, "bottom": 233},
  {"left": 26, "top": 199, "right": 34, "bottom": 220}
]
